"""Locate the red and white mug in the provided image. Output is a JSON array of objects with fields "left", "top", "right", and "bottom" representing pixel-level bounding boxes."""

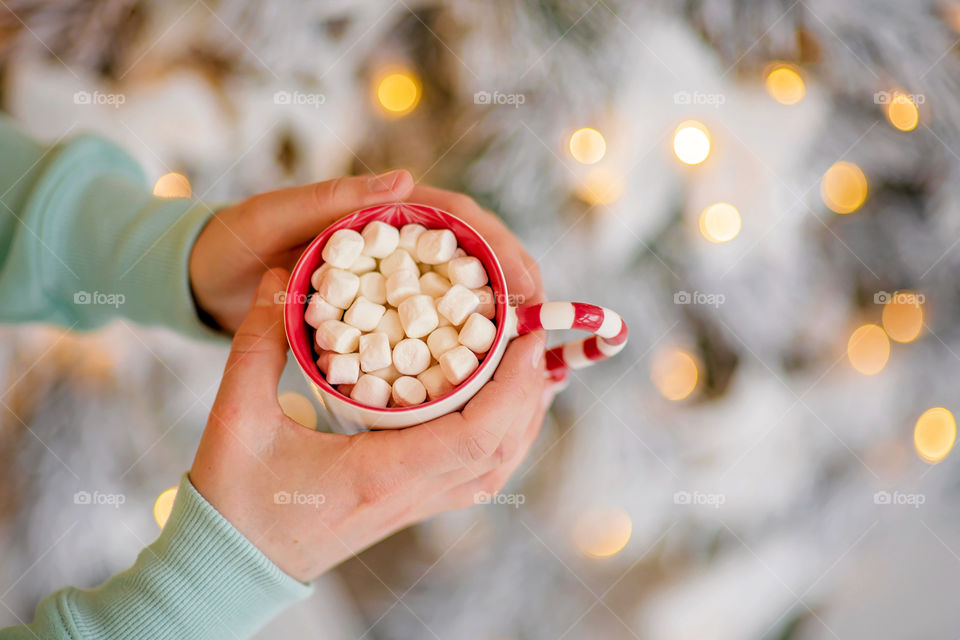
[{"left": 284, "top": 202, "right": 629, "bottom": 429}]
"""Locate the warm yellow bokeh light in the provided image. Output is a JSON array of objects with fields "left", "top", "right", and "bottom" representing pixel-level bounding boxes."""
[
  {"left": 574, "top": 166, "right": 623, "bottom": 206},
  {"left": 699, "top": 202, "right": 742, "bottom": 243},
  {"left": 914, "top": 407, "right": 956, "bottom": 464},
  {"left": 847, "top": 324, "right": 890, "bottom": 375},
  {"left": 881, "top": 292, "right": 924, "bottom": 343},
  {"left": 885, "top": 91, "right": 919, "bottom": 132},
  {"left": 153, "top": 173, "right": 191, "bottom": 198},
  {"left": 673, "top": 121, "right": 711, "bottom": 165},
  {"left": 376, "top": 70, "right": 421, "bottom": 115},
  {"left": 821, "top": 161, "right": 868, "bottom": 214},
  {"left": 572, "top": 507, "right": 633, "bottom": 558},
  {"left": 651, "top": 348, "right": 698, "bottom": 401},
  {"left": 278, "top": 391, "right": 318, "bottom": 430},
  {"left": 569, "top": 127, "right": 607, "bottom": 165},
  {"left": 153, "top": 487, "right": 178, "bottom": 529},
  {"left": 765, "top": 65, "right": 806, "bottom": 105}
]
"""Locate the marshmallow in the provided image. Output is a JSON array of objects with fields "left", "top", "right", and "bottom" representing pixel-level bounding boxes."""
[
  {"left": 361, "top": 221, "right": 400, "bottom": 258},
  {"left": 326, "top": 353, "right": 360, "bottom": 385},
  {"left": 392, "top": 376, "right": 427, "bottom": 407},
  {"left": 419, "top": 272, "right": 451, "bottom": 297},
  {"left": 317, "top": 268, "right": 359, "bottom": 309},
  {"left": 386, "top": 269, "right": 421, "bottom": 306},
  {"left": 439, "top": 345, "right": 479, "bottom": 385},
  {"left": 305, "top": 294, "right": 342, "bottom": 327},
  {"left": 322, "top": 229, "right": 364, "bottom": 269},
  {"left": 427, "top": 326, "right": 460, "bottom": 360},
  {"left": 375, "top": 309, "right": 405, "bottom": 347},
  {"left": 359, "top": 332, "right": 392, "bottom": 372},
  {"left": 357, "top": 272, "right": 387, "bottom": 305},
  {"left": 310, "top": 264, "right": 331, "bottom": 290},
  {"left": 437, "top": 284, "right": 479, "bottom": 326},
  {"left": 315, "top": 351, "right": 333, "bottom": 375},
  {"left": 350, "top": 374, "right": 391, "bottom": 408},
  {"left": 379, "top": 248, "right": 419, "bottom": 277},
  {"left": 447, "top": 256, "right": 488, "bottom": 289},
  {"left": 315, "top": 320, "right": 361, "bottom": 353},
  {"left": 459, "top": 313, "right": 496, "bottom": 354},
  {"left": 473, "top": 286, "right": 496, "bottom": 319},
  {"left": 416, "top": 229, "right": 458, "bottom": 265},
  {"left": 343, "top": 296, "right": 386, "bottom": 332},
  {"left": 433, "top": 248, "right": 466, "bottom": 278},
  {"left": 398, "top": 223, "right": 427, "bottom": 253},
  {"left": 392, "top": 338, "right": 431, "bottom": 375},
  {"left": 398, "top": 294, "right": 439, "bottom": 338},
  {"left": 435, "top": 303, "right": 453, "bottom": 327},
  {"left": 348, "top": 254, "right": 377, "bottom": 275},
  {"left": 368, "top": 363, "right": 401, "bottom": 384},
  {"left": 418, "top": 365, "right": 454, "bottom": 400}
]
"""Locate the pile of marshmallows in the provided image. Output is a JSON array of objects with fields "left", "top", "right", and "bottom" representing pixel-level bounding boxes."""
[{"left": 305, "top": 221, "right": 497, "bottom": 409}]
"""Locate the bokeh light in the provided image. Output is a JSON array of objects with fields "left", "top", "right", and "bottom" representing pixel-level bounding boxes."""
[
  {"left": 821, "top": 161, "right": 868, "bottom": 214},
  {"left": 885, "top": 91, "right": 919, "bottom": 132},
  {"left": 278, "top": 391, "right": 318, "bottom": 430},
  {"left": 881, "top": 292, "right": 924, "bottom": 343},
  {"left": 765, "top": 64, "right": 806, "bottom": 105},
  {"left": 672, "top": 121, "right": 711, "bottom": 165},
  {"left": 914, "top": 407, "right": 956, "bottom": 464},
  {"left": 153, "top": 172, "right": 191, "bottom": 198},
  {"left": 574, "top": 166, "right": 624, "bottom": 206},
  {"left": 376, "top": 70, "right": 421, "bottom": 115},
  {"left": 847, "top": 324, "right": 889, "bottom": 375},
  {"left": 572, "top": 507, "right": 633, "bottom": 558},
  {"left": 153, "top": 487, "right": 178, "bottom": 528},
  {"left": 651, "top": 348, "right": 698, "bottom": 400},
  {"left": 699, "top": 202, "right": 742, "bottom": 243},
  {"left": 569, "top": 127, "right": 607, "bottom": 164}
]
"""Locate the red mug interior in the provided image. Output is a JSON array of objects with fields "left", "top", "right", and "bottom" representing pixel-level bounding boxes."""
[{"left": 284, "top": 202, "right": 510, "bottom": 413}]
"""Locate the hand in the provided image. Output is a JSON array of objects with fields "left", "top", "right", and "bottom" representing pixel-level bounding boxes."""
[
  {"left": 189, "top": 171, "right": 414, "bottom": 333},
  {"left": 190, "top": 270, "right": 551, "bottom": 582}
]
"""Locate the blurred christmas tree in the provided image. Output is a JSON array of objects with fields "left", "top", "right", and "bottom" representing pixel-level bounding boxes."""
[{"left": 4, "top": 0, "right": 960, "bottom": 638}]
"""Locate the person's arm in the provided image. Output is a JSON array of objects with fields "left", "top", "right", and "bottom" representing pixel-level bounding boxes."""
[
  {"left": 2, "top": 474, "right": 312, "bottom": 640},
  {"left": 0, "top": 115, "right": 218, "bottom": 337}
]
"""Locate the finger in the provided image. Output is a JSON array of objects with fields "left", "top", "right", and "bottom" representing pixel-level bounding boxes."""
[
  {"left": 409, "top": 185, "right": 545, "bottom": 305},
  {"left": 402, "top": 391, "right": 552, "bottom": 523},
  {"left": 244, "top": 170, "right": 414, "bottom": 249},
  {"left": 215, "top": 268, "right": 290, "bottom": 411},
  {"left": 398, "top": 331, "right": 546, "bottom": 477}
]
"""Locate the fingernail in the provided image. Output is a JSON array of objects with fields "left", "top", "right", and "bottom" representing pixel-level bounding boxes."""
[
  {"left": 368, "top": 170, "right": 402, "bottom": 193},
  {"left": 256, "top": 274, "right": 279, "bottom": 307},
  {"left": 541, "top": 387, "right": 556, "bottom": 408},
  {"left": 531, "top": 337, "right": 545, "bottom": 368}
]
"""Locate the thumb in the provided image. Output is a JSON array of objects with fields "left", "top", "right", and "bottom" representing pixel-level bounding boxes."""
[
  {"left": 245, "top": 170, "right": 414, "bottom": 249},
  {"left": 216, "top": 268, "right": 291, "bottom": 410}
]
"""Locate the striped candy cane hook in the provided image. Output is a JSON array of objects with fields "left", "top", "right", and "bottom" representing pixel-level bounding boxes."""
[{"left": 515, "top": 302, "right": 629, "bottom": 380}]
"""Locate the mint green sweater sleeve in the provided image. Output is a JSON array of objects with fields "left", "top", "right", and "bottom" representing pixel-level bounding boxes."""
[
  {"left": 0, "top": 115, "right": 217, "bottom": 338},
  {"left": 1, "top": 475, "right": 312, "bottom": 639},
  {"left": 0, "top": 119, "right": 313, "bottom": 637}
]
